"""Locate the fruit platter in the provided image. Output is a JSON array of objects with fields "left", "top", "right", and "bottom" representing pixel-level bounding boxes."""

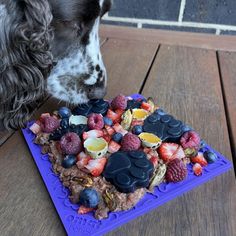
[{"left": 22, "top": 94, "right": 232, "bottom": 236}]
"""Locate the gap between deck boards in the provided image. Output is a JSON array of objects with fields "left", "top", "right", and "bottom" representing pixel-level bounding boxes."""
[{"left": 216, "top": 51, "right": 236, "bottom": 175}]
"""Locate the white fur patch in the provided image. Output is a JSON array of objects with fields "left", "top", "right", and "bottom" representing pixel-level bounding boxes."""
[{"left": 47, "top": 14, "right": 107, "bottom": 104}]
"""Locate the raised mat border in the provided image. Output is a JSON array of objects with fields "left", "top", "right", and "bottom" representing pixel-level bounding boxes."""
[{"left": 22, "top": 94, "right": 232, "bottom": 236}]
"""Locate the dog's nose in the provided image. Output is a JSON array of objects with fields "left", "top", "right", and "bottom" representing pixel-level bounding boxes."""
[{"left": 87, "top": 86, "right": 107, "bottom": 100}]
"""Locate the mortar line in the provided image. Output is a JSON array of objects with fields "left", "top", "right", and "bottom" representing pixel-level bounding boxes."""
[
  {"left": 178, "top": 0, "right": 186, "bottom": 22},
  {"left": 103, "top": 16, "right": 236, "bottom": 32},
  {"left": 216, "top": 29, "right": 221, "bottom": 35}
]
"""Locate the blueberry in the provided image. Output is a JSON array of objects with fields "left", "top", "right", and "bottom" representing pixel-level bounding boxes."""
[
  {"left": 103, "top": 117, "right": 113, "bottom": 126},
  {"left": 132, "top": 125, "right": 143, "bottom": 135},
  {"left": 79, "top": 188, "right": 100, "bottom": 208},
  {"left": 203, "top": 151, "right": 217, "bottom": 164},
  {"left": 49, "top": 129, "right": 63, "bottom": 141},
  {"left": 200, "top": 139, "right": 207, "bottom": 148},
  {"left": 60, "top": 118, "right": 69, "bottom": 129},
  {"left": 112, "top": 132, "right": 123, "bottom": 143},
  {"left": 70, "top": 124, "right": 88, "bottom": 136},
  {"left": 58, "top": 107, "right": 71, "bottom": 118},
  {"left": 61, "top": 155, "right": 77, "bottom": 168},
  {"left": 154, "top": 108, "right": 166, "bottom": 116}
]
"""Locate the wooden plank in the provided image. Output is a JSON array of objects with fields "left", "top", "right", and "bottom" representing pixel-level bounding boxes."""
[
  {"left": 218, "top": 51, "right": 236, "bottom": 161},
  {"left": 0, "top": 39, "right": 158, "bottom": 235},
  {"left": 100, "top": 25, "right": 236, "bottom": 52},
  {"left": 137, "top": 45, "right": 236, "bottom": 236},
  {"left": 102, "top": 38, "right": 158, "bottom": 99},
  {"left": 0, "top": 130, "right": 14, "bottom": 146}
]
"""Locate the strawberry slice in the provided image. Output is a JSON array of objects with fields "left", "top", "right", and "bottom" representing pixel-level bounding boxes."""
[
  {"left": 82, "top": 130, "right": 104, "bottom": 140},
  {"left": 141, "top": 102, "right": 152, "bottom": 111},
  {"left": 158, "top": 143, "right": 185, "bottom": 163},
  {"left": 106, "top": 109, "right": 120, "bottom": 123},
  {"left": 113, "top": 123, "right": 128, "bottom": 136},
  {"left": 191, "top": 152, "right": 208, "bottom": 167},
  {"left": 104, "top": 125, "right": 115, "bottom": 136},
  {"left": 193, "top": 163, "right": 203, "bottom": 176},
  {"left": 143, "top": 147, "right": 151, "bottom": 154},
  {"left": 149, "top": 156, "right": 159, "bottom": 168},
  {"left": 146, "top": 149, "right": 159, "bottom": 168},
  {"left": 108, "top": 140, "right": 121, "bottom": 153},
  {"left": 102, "top": 129, "right": 112, "bottom": 143},
  {"left": 29, "top": 122, "right": 41, "bottom": 134},
  {"left": 84, "top": 157, "right": 107, "bottom": 177},
  {"left": 115, "top": 108, "right": 124, "bottom": 119},
  {"left": 76, "top": 152, "right": 92, "bottom": 169},
  {"left": 78, "top": 206, "right": 94, "bottom": 214}
]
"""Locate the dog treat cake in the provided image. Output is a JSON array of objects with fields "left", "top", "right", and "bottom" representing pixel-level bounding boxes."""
[{"left": 30, "top": 94, "right": 217, "bottom": 219}]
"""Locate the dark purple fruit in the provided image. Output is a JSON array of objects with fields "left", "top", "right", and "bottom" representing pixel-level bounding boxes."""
[{"left": 61, "top": 155, "right": 77, "bottom": 168}]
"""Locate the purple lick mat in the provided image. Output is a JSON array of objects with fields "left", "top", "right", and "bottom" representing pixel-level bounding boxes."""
[{"left": 22, "top": 94, "right": 232, "bottom": 236}]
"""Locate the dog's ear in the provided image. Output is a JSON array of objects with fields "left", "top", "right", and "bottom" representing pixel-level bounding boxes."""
[{"left": 0, "top": 0, "right": 53, "bottom": 130}]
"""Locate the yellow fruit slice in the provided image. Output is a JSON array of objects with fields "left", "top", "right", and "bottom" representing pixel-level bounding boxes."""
[
  {"left": 121, "top": 109, "right": 133, "bottom": 130},
  {"left": 132, "top": 109, "right": 149, "bottom": 120},
  {"left": 84, "top": 138, "right": 108, "bottom": 158},
  {"left": 138, "top": 132, "right": 162, "bottom": 149}
]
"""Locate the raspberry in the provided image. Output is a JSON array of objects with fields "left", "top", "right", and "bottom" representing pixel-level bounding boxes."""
[
  {"left": 40, "top": 116, "right": 60, "bottom": 133},
  {"left": 111, "top": 94, "right": 127, "bottom": 110},
  {"left": 121, "top": 132, "right": 141, "bottom": 151},
  {"left": 87, "top": 113, "right": 104, "bottom": 130},
  {"left": 60, "top": 132, "right": 82, "bottom": 155},
  {"left": 165, "top": 159, "right": 188, "bottom": 183},
  {"left": 180, "top": 131, "right": 201, "bottom": 150}
]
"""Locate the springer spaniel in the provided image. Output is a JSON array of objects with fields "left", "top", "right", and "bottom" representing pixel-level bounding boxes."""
[{"left": 0, "top": 0, "right": 111, "bottom": 130}]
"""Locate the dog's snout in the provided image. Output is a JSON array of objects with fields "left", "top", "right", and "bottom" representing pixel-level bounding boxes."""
[{"left": 87, "top": 86, "right": 107, "bottom": 100}]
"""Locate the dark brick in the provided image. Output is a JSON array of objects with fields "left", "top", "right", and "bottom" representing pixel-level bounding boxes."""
[
  {"left": 183, "top": 0, "right": 236, "bottom": 25},
  {"left": 101, "top": 20, "right": 137, "bottom": 27},
  {"left": 220, "top": 30, "right": 236, "bottom": 35},
  {"left": 109, "top": 0, "right": 181, "bottom": 21},
  {"left": 142, "top": 24, "right": 216, "bottom": 34}
]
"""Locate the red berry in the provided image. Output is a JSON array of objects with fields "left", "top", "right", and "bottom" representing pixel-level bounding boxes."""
[
  {"left": 60, "top": 132, "right": 82, "bottom": 155},
  {"left": 190, "top": 152, "right": 208, "bottom": 167},
  {"left": 106, "top": 109, "right": 121, "bottom": 123},
  {"left": 111, "top": 94, "right": 127, "bottom": 110},
  {"left": 108, "top": 140, "right": 121, "bottom": 153},
  {"left": 121, "top": 132, "right": 141, "bottom": 151},
  {"left": 193, "top": 163, "right": 203, "bottom": 176},
  {"left": 84, "top": 158, "right": 107, "bottom": 177},
  {"left": 87, "top": 113, "right": 104, "bottom": 130},
  {"left": 158, "top": 143, "right": 185, "bottom": 163},
  {"left": 180, "top": 131, "right": 201, "bottom": 150},
  {"left": 78, "top": 206, "right": 94, "bottom": 214},
  {"left": 166, "top": 159, "right": 188, "bottom": 183},
  {"left": 40, "top": 116, "right": 60, "bottom": 133}
]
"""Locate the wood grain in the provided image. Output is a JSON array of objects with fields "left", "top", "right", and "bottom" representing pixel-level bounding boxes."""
[
  {"left": 137, "top": 45, "right": 236, "bottom": 236},
  {"left": 101, "top": 38, "right": 158, "bottom": 99},
  {"left": 100, "top": 25, "right": 236, "bottom": 52},
  {"left": 218, "top": 51, "right": 236, "bottom": 162}
]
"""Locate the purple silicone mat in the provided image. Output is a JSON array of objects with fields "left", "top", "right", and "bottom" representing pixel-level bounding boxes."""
[{"left": 22, "top": 94, "right": 232, "bottom": 236}]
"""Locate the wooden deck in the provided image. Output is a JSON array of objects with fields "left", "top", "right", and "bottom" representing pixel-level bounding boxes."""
[{"left": 1, "top": 25, "right": 236, "bottom": 236}]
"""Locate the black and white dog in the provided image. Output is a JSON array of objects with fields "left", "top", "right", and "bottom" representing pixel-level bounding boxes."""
[{"left": 0, "top": 0, "right": 111, "bottom": 130}]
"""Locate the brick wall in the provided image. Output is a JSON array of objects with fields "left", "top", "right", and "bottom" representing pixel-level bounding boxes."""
[{"left": 102, "top": 0, "right": 236, "bottom": 35}]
